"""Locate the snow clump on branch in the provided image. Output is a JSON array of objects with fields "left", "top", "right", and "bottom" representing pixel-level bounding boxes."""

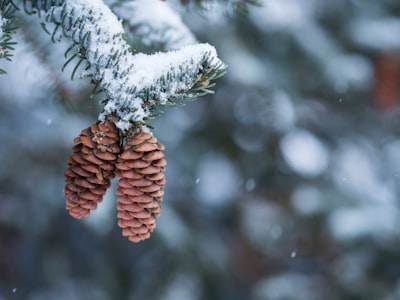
[
  {"left": 47, "top": 0, "right": 226, "bottom": 130},
  {"left": 112, "top": 0, "right": 197, "bottom": 50}
]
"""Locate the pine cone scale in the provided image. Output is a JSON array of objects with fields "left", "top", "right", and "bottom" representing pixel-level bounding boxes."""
[
  {"left": 118, "top": 218, "right": 142, "bottom": 228},
  {"left": 79, "top": 191, "right": 103, "bottom": 201},
  {"left": 117, "top": 203, "right": 143, "bottom": 212},
  {"left": 133, "top": 143, "right": 159, "bottom": 152},
  {"left": 118, "top": 178, "right": 135, "bottom": 188},
  {"left": 135, "top": 165, "right": 161, "bottom": 175},
  {"left": 137, "top": 184, "right": 162, "bottom": 193},
  {"left": 93, "top": 150, "right": 117, "bottom": 161},
  {"left": 117, "top": 170, "right": 143, "bottom": 179},
  {"left": 81, "top": 154, "right": 104, "bottom": 165},
  {"left": 119, "top": 188, "right": 145, "bottom": 197},
  {"left": 120, "top": 151, "right": 143, "bottom": 160},
  {"left": 142, "top": 151, "right": 164, "bottom": 161},
  {"left": 80, "top": 163, "right": 100, "bottom": 174},
  {"left": 145, "top": 172, "right": 164, "bottom": 181}
]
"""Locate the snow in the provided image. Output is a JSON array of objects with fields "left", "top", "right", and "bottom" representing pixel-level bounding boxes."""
[
  {"left": 250, "top": 0, "right": 316, "bottom": 31},
  {"left": 195, "top": 154, "right": 239, "bottom": 205},
  {"left": 328, "top": 206, "right": 400, "bottom": 241},
  {"left": 109, "top": 43, "right": 217, "bottom": 103},
  {"left": 224, "top": 40, "right": 268, "bottom": 86},
  {"left": 280, "top": 129, "right": 329, "bottom": 177},
  {"left": 270, "top": 91, "right": 296, "bottom": 131},
  {"left": 252, "top": 272, "right": 324, "bottom": 300},
  {"left": 325, "top": 54, "right": 372, "bottom": 92},
  {"left": 234, "top": 90, "right": 295, "bottom": 130},
  {"left": 157, "top": 206, "right": 191, "bottom": 249},
  {"left": 349, "top": 18, "right": 400, "bottom": 51},
  {"left": 83, "top": 187, "right": 115, "bottom": 235},
  {"left": 245, "top": 178, "right": 256, "bottom": 192},
  {"left": 161, "top": 272, "right": 201, "bottom": 300},
  {"left": 240, "top": 199, "right": 285, "bottom": 253},
  {"left": 0, "top": 32, "right": 55, "bottom": 104},
  {"left": 332, "top": 141, "right": 395, "bottom": 205},
  {"left": 383, "top": 140, "right": 400, "bottom": 173},
  {"left": 291, "top": 185, "right": 324, "bottom": 215},
  {"left": 113, "top": 0, "right": 196, "bottom": 50},
  {"left": 99, "top": 43, "right": 221, "bottom": 130},
  {"left": 48, "top": 0, "right": 225, "bottom": 130},
  {"left": 0, "top": 17, "right": 4, "bottom": 36}
]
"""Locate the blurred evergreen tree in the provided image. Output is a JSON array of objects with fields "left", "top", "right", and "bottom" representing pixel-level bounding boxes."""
[{"left": 1, "top": 0, "right": 400, "bottom": 300}]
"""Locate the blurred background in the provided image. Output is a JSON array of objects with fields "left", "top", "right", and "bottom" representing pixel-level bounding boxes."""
[{"left": 1, "top": 0, "right": 400, "bottom": 299}]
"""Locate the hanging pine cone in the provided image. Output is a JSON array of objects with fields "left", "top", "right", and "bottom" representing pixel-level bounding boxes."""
[
  {"left": 64, "top": 118, "right": 121, "bottom": 219},
  {"left": 116, "top": 127, "right": 166, "bottom": 243}
]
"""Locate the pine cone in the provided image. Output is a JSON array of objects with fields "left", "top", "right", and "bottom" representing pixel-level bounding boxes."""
[
  {"left": 116, "top": 128, "right": 166, "bottom": 243},
  {"left": 64, "top": 119, "right": 121, "bottom": 219}
]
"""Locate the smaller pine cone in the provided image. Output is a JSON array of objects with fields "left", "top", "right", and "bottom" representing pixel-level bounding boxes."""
[
  {"left": 64, "top": 119, "right": 120, "bottom": 219},
  {"left": 116, "top": 128, "right": 166, "bottom": 243}
]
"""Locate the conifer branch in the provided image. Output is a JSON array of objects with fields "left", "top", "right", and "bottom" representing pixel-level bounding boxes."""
[
  {"left": 0, "top": 0, "right": 18, "bottom": 74},
  {"left": 23, "top": 0, "right": 227, "bottom": 130},
  {"left": 180, "top": 0, "right": 262, "bottom": 13},
  {"left": 111, "top": 0, "right": 196, "bottom": 52}
]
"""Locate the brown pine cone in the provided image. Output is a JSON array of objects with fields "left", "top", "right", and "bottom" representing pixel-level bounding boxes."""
[
  {"left": 116, "top": 128, "right": 166, "bottom": 243},
  {"left": 64, "top": 118, "right": 121, "bottom": 219}
]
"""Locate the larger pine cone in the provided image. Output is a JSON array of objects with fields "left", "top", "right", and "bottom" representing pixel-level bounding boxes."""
[
  {"left": 116, "top": 128, "right": 166, "bottom": 243},
  {"left": 64, "top": 119, "right": 121, "bottom": 219}
]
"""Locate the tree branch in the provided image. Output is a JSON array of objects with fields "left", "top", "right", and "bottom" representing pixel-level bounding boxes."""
[
  {"left": 0, "top": 0, "right": 18, "bottom": 74},
  {"left": 23, "top": 0, "right": 227, "bottom": 130}
]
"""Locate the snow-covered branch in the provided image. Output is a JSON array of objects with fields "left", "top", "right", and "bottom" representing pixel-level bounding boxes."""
[
  {"left": 99, "top": 43, "right": 226, "bottom": 130},
  {"left": 112, "top": 0, "right": 196, "bottom": 52},
  {"left": 0, "top": 0, "right": 18, "bottom": 74},
  {"left": 23, "top": 0, "right": 227, "bottom": 130},
  {"left": 180, "top": 0, "right": 262, "bottom": 13}
]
